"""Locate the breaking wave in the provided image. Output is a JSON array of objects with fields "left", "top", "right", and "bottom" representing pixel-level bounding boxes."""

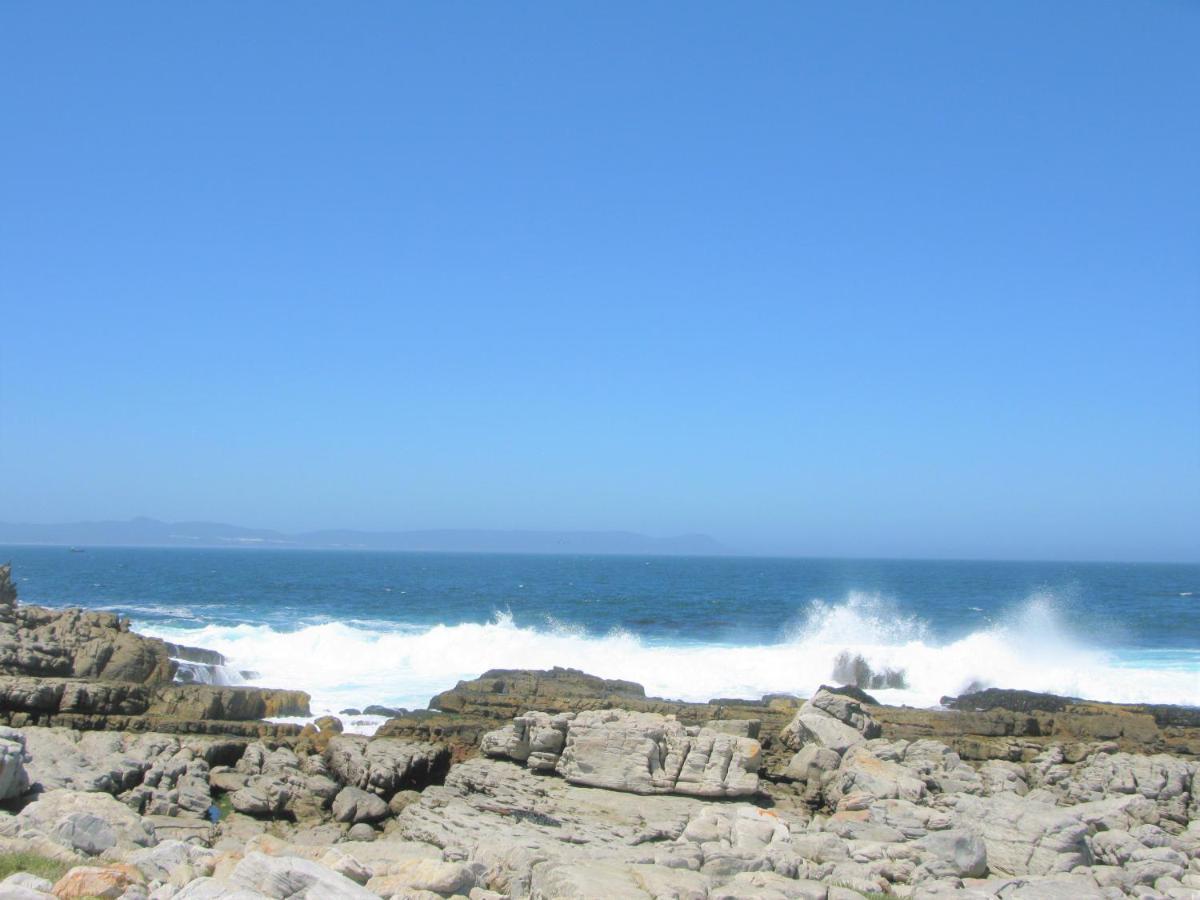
[{"left": 137, "top": 592, "right": 1200, "bottom": 720}]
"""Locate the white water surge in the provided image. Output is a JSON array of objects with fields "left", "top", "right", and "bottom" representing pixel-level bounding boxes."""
[{"left": 138, "top": 593, "right": 1200, "bottom": 723}]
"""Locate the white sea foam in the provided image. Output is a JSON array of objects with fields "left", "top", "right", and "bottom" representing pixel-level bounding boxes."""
[{"left": 137, "top": 592, "right": 1200, "bottom": 723}]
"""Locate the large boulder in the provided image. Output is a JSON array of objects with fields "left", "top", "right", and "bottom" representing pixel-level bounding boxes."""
[
  {"left": 914, "top": 829, "right": 989, "bottom": 878},
  {"left": 952, "top": 793, "right": 1093, "bottom": 876},
  {"left": 15, "top": 789, "right": 157, "bottom": 855},
  {"left": 364, "top": 858, "right": 478, "bottom": 897},
  {"left": 481, "top": 708, "right": 762, "bottom": 798},
  {"left": 559, "top": 709, "right": 760, "bottom": 797},
  {"left": 50, "top": 864, "right": 144, "bottom": 899},
  {"left": 324, "top": 736, "right": 449, "bottom": 800},
  {"left": 825, "top": 745, "right": 926, "bottom": 809},
  {"left": 331, "top": 786, "right": 388, "bottom": 824},
  {"left": 780, "top": 688, "right": 880, "bottom": 756},
  {"left": 227, "top": 851, "right": 377, "bottom": 899},
  {"left": 480, "top": 711, "right": 572, "bottom": 771},
  {"left": 0, "top": 726, "right": 30, "bottom": 800},
  {"left": 228, "top": 742, "right": 331, "bottom": 821}
]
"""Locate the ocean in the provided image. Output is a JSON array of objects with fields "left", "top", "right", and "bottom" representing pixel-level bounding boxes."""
[{"left": 3, "top": 546, "right": 1197, "bottom": 728}]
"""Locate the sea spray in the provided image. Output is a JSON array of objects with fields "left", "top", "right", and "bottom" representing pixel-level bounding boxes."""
[{"left": 138, "top": 592, "right": 1200, "bottom": 720}]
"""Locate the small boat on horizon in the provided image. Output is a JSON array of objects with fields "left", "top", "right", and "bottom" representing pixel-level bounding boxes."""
[{"left": 68, "top": 547, "right": 85, "bottom": 553}]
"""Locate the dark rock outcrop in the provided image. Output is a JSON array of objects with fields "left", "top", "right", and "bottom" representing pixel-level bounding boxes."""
[
  {"left": 0, "top": 565, "right": 174, "bottom": 683},
  {"left": 942, "top": 688, "right": 1073, "bottom": 714},
  {"left": 0, "top": 676, "right": 309, "bottom": 721},
  {"left": 0, "top": 568, "right": 307, "bottom": 738},
  {"left": 429, "top": 667, "right": 648, "bottom": 717}
]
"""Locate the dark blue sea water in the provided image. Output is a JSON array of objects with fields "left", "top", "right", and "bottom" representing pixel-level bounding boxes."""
[{"left": 3, "top": 546, "right": 1197, "bottom": 719}]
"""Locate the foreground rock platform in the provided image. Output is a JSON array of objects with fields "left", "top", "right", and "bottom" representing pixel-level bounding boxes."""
[{"left": 0, "top": 670, "right": 1195, "bottom": 898}]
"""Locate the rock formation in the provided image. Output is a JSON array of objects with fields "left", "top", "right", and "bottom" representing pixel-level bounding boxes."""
[
  {"left": 0, "top": 569, "right": 310, "bottom": 738},
  {"left": 482, "top": 709, "right": 762, "bottom": 797},
  {"left": 0, "top": 581, "right": 1195, "bottom": 899}
]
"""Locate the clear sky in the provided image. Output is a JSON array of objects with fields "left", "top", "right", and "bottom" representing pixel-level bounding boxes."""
[{"left": 1, "top": 3, "right": 1197, "bottom": 562}]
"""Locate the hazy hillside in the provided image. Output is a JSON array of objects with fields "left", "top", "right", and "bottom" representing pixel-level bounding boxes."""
[{"left": 0, "top": 517, "right": 729, "bottom": 556}]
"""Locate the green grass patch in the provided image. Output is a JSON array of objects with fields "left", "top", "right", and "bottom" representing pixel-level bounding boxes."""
[
  {"left": 0, "top": 850, "right": 71, "bottom": 884},
  {"left": 214, "top": 792, "right": 235, "bottom": 819}
]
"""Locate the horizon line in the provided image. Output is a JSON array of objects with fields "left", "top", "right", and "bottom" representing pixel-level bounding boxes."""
[{"left": 1, "top": 538, "right": 1196, "bottom": 568}]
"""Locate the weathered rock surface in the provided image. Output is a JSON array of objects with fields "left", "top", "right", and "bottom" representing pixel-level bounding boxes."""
[
  {"left": 0, "top": 676, "right": 309, "bottom": 723},
  {"left": 14, "top": 789, "right": 157, "bottom": 854},
  {"left": 324, "top": 736, "right": 450, "bottom": 800},
  {"left": 0, "top": 567, "right": 173, "bottom": 683},
  {"left": 780, "top": 688, "right": 882, "bottom": 758},
  {"left": 0, "top": 570, "right": 307, "bottom": 740},
  {"left": 228, "top": 850, "right": 376, "bottom": 898},
  {"left": 331, "top": 786, "right": 388, "bottom": 824},
  {"left": 227, "top": 742, "right": 333, "bottom": 821},
  {"left": 0, "top": 725, "right": 30, "bottom": 800},
  {"left": 482, "top": 708, "right": 761, "bottom": 797},
  {"left": 427, "top": 667, "right": 804, "bottom": 770}
]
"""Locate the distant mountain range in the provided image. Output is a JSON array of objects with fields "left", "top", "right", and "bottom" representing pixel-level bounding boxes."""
[{"left": 0, "top": 517, "right": 729, "bottom": 556}]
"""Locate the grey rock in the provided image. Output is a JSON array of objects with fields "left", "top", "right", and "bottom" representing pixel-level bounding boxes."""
[
  {"left": 953, "top": 793, "right": 1092, "bottom": 876},
  {"left": 331, "top": 786, "right": 388, "bottom": 824},
  {"left": 365, "top": 858, "right": 478, "bottom": 896},
  {"left": 480, "top": 711, "right": 572, "bottom": 763},
  {"left": 0, "top": 729, "right": 30, "bottom": 800},
  {"left": 783, "top": 714, "right": 866, "bottom": 755},
  {"left": 0, "top": 873, "right": 53, "bottom": 894},
  {"left": 387, "top": 790, "right": 421, "bottom": 816},
  {"left": 482, "top": 708, "right": 762, "bottom": 797},
  {"left": 712, "top": 871, "right": 827, "bottom": 898},
  {"left": 15, "top": 789, "right": 156, "bottom": 854},
  {"left": 228, "top": 851, "right": 377, "bottom": 899},
  {"left": 0, "top": 885, "right": 55, "bottom": 900},
  {"left": 780, "top": 688, "right": 880, "bottom": 754},
  {"left": 324, "top": 736, "right": 448, "bottom": 800},
  {"left": 825, "top": 746, "right": 926, "bottom": 809},
  {"left": 171, "top": 877, "right": 271, "bottom": 899},
  {"left": 344, "top": 823, "right": 376, "bottom": 842},
  {"left": 915, "top": 828, "right": 988, "bottom": 878},
  {"left": 126, "top": 839, "right": 216, "bottom": 883}
]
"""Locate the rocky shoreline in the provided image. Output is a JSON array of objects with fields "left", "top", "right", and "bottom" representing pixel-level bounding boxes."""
[{"left": 0, "top": 565, "right": 1197, "bottom": 898}]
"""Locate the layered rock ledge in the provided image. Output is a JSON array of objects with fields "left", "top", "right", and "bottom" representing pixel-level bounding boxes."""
[{"left": 0, "top": 564, "right": 309, "bottom": 739}]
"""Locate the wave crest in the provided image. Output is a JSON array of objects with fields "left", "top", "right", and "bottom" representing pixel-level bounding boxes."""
[{"left": 137, "top": 593, "right": 1199, "bottom": 719}]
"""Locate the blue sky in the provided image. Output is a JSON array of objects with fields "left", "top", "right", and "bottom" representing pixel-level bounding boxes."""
[{"left": 1, "top": 3, "right": 1197, "bottom": 562}]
